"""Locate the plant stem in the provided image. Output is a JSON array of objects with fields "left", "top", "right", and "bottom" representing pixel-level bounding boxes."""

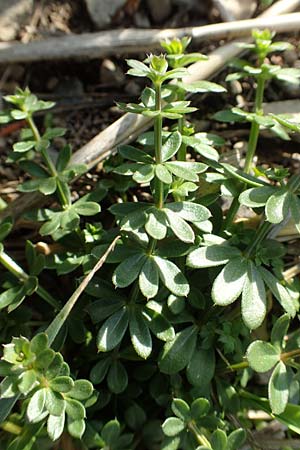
[
  {"left": 0, "top": 250, "right": 60, "bottom": 309},
  {"left": 188, "top": 421, "right": 212, "bottom": 448},
  {"left": 177, "top": 117, "right": 186, "bottom": 162},
  {"left": 27, "top": 114, "right": 70, "bottom": 209},
  {"left": 154, "top": 82, "right": 164, "bottom": 209},
  {"left": 244, "top": 76, "right": 265, "bottom": 175},
  {"left": 223, "top": 76, "right": 265, "bottom": 230},
  {"left": 244, "top": 220, "right": 271, "bottom": 257}
]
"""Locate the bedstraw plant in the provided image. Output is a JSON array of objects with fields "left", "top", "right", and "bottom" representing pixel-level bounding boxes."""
[{"left": 0, "top": 30, "right": 300, "bottom": 449}]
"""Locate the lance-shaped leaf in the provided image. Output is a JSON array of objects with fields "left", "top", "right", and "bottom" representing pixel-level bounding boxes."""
[
  {"left": 242, "top": 261, "right": 266, "bottom": 330},
  {"left": 165, "top": 162, "right": 207, "bottom": 182},
  {"left": 165, "top": 201, "right": 211, "bottom": 224},
  {"left": 289, "top": 193, "right": 300, "bottom": 233},
  {"left": 247, "top": 340, "right": 280, "bottom": 372},
  {"left": 271, "top": 314, "right": 290, "bottom": 351},
  {"left": 145, "top": 209, "right": 167, "bottom": 240},
  {"left": 155, "top": 164, "right": 173, "bottom": 184},
  {"left": 153, "top": 256, "right": 189, "bottom": 296},
  {"left": 164, "top": 209, "right": 195, "bottom": 243},
  {"left": 119, "top": 144, "right": 154, "bottom": 164},
  {"left": 144, "top": 302, "right": 175, "bottom": 341},
  {"left": 259, "top": 267, "right": 296, "bottom": 317},
  {"left": 212, "top": 258, "right": 247, "bottom": 306},
  {"left": 178, "top": 80, "right": 226, "bottom": 93},
  {"left": 97, "top": 307, "right": 129, "bottom": 352},
  {"left": 107, "top": 360, "right": 128, "bottom": 394},
  {"left": 187, "top": 345, "right": 215, "bottom": 387},
  {"left": 187, "top": 244, "right": 241, "bottom": 268},
  {"left": 129, "top": 308, "right": 152, "bottom": 359},
  {"left": 113, "top": 253, "right": 146, "bottom": 288},
  {"left": 161, "top": 131, "right": 182, "bottom": 162},
  {"left": 265, "top": 189, "right": 290, "bottom": 224},
  {"left": 269, "top": 361, "right": 289, "bottom": 415},
  {"left": 159, "top": 325, "right": 197, "bottom": 374},
  {"left": 139, "top": 257, "right": 159, "bottom": 299}
]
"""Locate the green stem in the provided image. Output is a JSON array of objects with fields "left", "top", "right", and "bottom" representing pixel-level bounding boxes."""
[
  {"left": 27, "top": 114, "right": 70, "bottom": 209},
  {"left": 177, "top": 117, "right": 186, "bottom": 162},
  {"left": 244, "top": 76, "right": 265, "bottom": 175},
  {"left": 244, "top": 220, "right": 271, "bottom": 257},
  {"left": 223, "top": 76, "right": 265, "bottom": 230},
  {"left": 0, "top": 250, "right": 60, "bottom": 309},
  {"left": 188, "top": 421, "right": 212, "bottom": 448},
  {"left": 154, "top": 82, "right": 164, "bottom": 209}
]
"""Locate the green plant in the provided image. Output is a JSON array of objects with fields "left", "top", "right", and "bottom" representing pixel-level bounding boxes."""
[{"left": 0, "top": 31, "right": 300, "bottom": 450}]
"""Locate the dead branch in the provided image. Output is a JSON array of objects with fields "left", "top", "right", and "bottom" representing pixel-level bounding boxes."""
[
  {"left": 0, "top": 12, "right": 300, "bottom": 64},
  {"left": 0, "top": 0, "right": 299, "bottom": 222}
]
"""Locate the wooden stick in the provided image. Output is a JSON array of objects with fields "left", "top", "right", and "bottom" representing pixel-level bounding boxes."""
[
  {"left": 0, "top": 12, "right": 300, "bottom": 64},
  {"left": 0, "top": 0, "right": 299, "bottom": 222}
]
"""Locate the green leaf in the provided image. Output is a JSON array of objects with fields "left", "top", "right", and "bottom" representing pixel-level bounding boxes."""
[
  {"left": 139, "top": 257, "right": 159, "bottom": 299},
  {"left": 30, "top": 333, "right": 48, "bottom": 355},
  {"left": 13, "top": 141, "right": 35, "bottom": 153},
  {"left": 259, "top": 267, "right": 296, "bottom": 317},
  {"left": 45, "top": 389, "right": 65, "bottom": 416},
  {"left": 161, "top": 131, "right": 182, "bottom": 162},
  {"left": 145, "top": 209, "right": 167, "bottom": 240},
  {"left": 68, "top": 380, "right": 93, "bottom": 400},
  {"left": 265, "top": 189, "right": 290, "bottom": 224},
  {"left": 271, "top": 314, "right": 290, "bottom": 351},
  {"left": 0, "top": 219, "right": 13, "bottom": 241},
  {"left": 247, "top": 340, "right": 280, "bottom": 372},
  {"left": 27, "top": 388, "right": 46, "bottom": 422},
  {"left": 67, "top": 418, "right": 86, "bottom": 439},
  {"left": 155, "top": 163, "right": 172, "bottom": 184},
  {"left": 47, "top": 414, "right": 65, "bottom": 441},
  {"left": 113, "top": 253, "right": 146, "bottom": 288},
  {"left": 165, "top": 201, "right": 211, "bottom": 223},
  {"left": 87, "top": 297, "right": 124, "bottom": 323},
  {"left": 269, "top": 361, "right": 289, "bottom": 415},
  {"left": 227, "top": 429, "right": 246, "bottom": 450},
  {"left": 211, "top": 429, "right": 227, "bottom": 450},
  {"left": 171, "top": 398, "right": 190, "bottom": 421},
  {"left": 50, "top": 376, "right": 74, "bottom": 393},
  {"left": 119, "top": 144, "right": 153, "bottom": 163},
  {"left": 187, "top": 244, "right": 241, "bottom": 268},
  {"left": 162, "top": 417, "right": 185, "bottom": 437},
  {"left": 144, "top": 303, "right": 175, "bottom": 341},
  {"left": 289, "top": 193, "right": 300, "bottom": 233},
  {"left": 56, "top": 145, "right": 71, "bottom": 171},
  {"left": 191, "top": 398, "right": 210, "bottom": 420},
  {"left": 159, "top": 325, "right": 197, "bottom": 374},
  {"left": 133, "top": 164, "right": 155, "bottom": 183},
  {"left": 165, "top": 162, "right": 206, "bottom": 182},
  {"left": 242, "top": 261, "right": 266, "bottom": 330},
  {"left": 18, "top": 370, "right": 38, "bottom": 395},
  {"left": 187, "top": 346, "right": 215, "bottom": 387},
  {"left": 129, "top": 308, "right": 152, "bottom": 359},
  {"left": 102, "top": 419, "right": 120, "bottom": 445},
  {"left": 107, "top": 360, "right": 128, "bottom": 393},
  {"left": 65, "top": 398, "right": 85, "bottom": 420},
  {"left": 179, "top": 80, "right": 226, "bottom": 93},
  {"left": 165, "top": 209, "right": 194, "bottom": 243},
  {"left": 153, "top": 256, "right": 189, "bottom": 297},
  {"left": 239, "top": 186, "right": 276, "bottom": 207},
  {"left": 212, "top": 258, "right": 248, "bottom": 306},
  {"left": 73, "top": 202, "right": 100, "bottom": 216},
  {"left": 90, "top": 358, "right": 111, "bottom": 384},
  {"left": 97, "top": 307, "right": 129, "bottom": 352}
]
